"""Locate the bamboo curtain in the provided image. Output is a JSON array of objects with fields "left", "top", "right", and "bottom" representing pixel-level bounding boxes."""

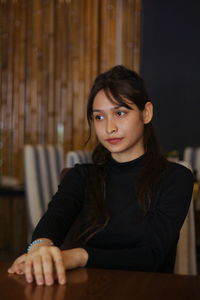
[{"left": 0, "top": 0, "right": 141, "bottom": 181}]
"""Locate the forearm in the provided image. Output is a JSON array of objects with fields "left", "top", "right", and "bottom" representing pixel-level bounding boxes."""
[
  {"left": 62, "top": 248, "right": 89, "bottom": 269},
  {"left": 31, "top": 213, "right": 70, "bottom": 246},
  {"left": 84, "top": 245, "right": 160, "bottom": 271}
]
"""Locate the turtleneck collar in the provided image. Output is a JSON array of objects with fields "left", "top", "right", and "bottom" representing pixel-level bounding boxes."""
[{"left": 108, "top": 153, "right": 146, "bottom": 171}]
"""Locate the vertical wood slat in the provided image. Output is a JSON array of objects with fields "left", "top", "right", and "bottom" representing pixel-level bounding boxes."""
[
  {"left": 0, "top": 3, "right": 2, "bottom": 178},
  {"left": 24, "top": 0, "right": 32, "bottom": 145},
  {"left": 48, "top": 0, "right": 56, "bottom": 145},
  {"left": 12, "top": 2, "right": 20, "bottom": 176},
  {"left": 133, "top": 0, "right": 142, "bottom": 73},
  {"left": 84, "top": 0, "right": 99, "bottom": 149},
  {"left": 55, "top": 1, "right": 62, "bottom": 145},
  {"left": 1, "top": 2, "right": 7, "bottom": 177},
  {"left": 0, "top": 0, "right": 141, "bottom": 181},
  {"left": 71, "top": 0, "right": 82, "bottom": 149},
  {"left": 0, "top": 2, "right": 7, "bottom": 177},
  {"left": 18, "top": 0, "right": 26, "bottom": 152},
  {"left": 64, "top": 0, "right": 73, "bottom": 151},
  {"left": 41, "top": 0, "right": 50, "bottom": 145}
]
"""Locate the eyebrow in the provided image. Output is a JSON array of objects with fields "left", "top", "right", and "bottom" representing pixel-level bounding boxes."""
[{"left": 92, "top": 105, "right": 124, "bottom": 113}]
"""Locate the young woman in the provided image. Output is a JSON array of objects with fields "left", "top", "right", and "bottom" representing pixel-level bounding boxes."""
[{"left": 8, "top": 65, "right": 194, "bottom": 286}]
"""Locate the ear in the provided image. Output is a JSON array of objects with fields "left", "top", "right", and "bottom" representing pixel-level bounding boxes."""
[{"left": 143, "top": 102, "right": 153, "bottom": 124}]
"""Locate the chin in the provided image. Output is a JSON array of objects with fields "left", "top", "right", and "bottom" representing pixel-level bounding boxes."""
[{"left": 105, "top": 145, "right": 124, "bottom": 153}]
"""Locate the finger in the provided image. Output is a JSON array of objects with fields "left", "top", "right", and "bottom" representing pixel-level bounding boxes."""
[
  {"left": 32, "top": 255, "right": 44, "bottom": 285},
  {"left": 25, "top": 258, "right": 33, "bottom": 283},
  {"left": 8, "top": 266, "right": 16, "bottom": 274},
  {"left": 8, "top": 254, "right": 27, "bottom": 273},
  {"left": 15, "top": 253, "right": 27, "bottom": 263},
  {"left": 8, "top": 262, "right": 25, "bottom": 275},
  {"left": 16, "top": 262, "right": 25, "bottom": 275},
  {"left": 42, "top": 254, "right": 54, "bottom": 286},
  {"left": 51, "top": 248, "right": 66, "bottom": 285}
]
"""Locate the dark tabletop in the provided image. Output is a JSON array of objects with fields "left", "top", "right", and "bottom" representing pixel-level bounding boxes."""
[
  {"left": 1, "top": 261, "right": 200, "bottom": 300},
  {"left": 0, "top": 184, "right": 24, "bottom": 196}
]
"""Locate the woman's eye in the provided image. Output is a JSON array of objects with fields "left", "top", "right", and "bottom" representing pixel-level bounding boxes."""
[
  {"left": 116, "top": 111, "right": 126, "bottom": 117},
  {"left": 94, "top": 115, "right": 104, "bottom": 120}
]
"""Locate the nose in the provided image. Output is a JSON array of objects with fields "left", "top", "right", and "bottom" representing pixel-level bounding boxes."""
[{"left": 106, "top": 117, "right": 118, "bottom": 134}]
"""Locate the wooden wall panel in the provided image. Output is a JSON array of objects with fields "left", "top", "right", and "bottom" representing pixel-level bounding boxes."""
[{"left": 0, "top": 0, "right": 141, "bottom": 181}]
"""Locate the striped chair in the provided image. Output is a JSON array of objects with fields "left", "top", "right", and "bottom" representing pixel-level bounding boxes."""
[
  {"left": 24, "top": 144, "right": 64, "bottom": 240},
  {"left": 175, "top": 198, "right": 197, "bottom": 275},
  {"left": 183, "top": 147, "right": 200, "bottom": 181},
  {"left": 174, "top": 160, "right": 197, "bottom": 275},
  {"left": 183, "top": 147, "right": 200, "bottom": 210},
  {"left": 66, "top": 150, "right": 92, "bottom": 167}
]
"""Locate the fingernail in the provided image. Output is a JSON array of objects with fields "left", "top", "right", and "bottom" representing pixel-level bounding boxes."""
[
  {"left": 27, "top": 278, "right": 33, "bottom": 283},
  {"left": 60, "top": 278, "right": 66, "bottom": 284},
  {"left": 37, "top": 280, "right": 44, "bottom": 285},
  {"left": 47, "top": 279, "right": 53, "bottom": 286}
]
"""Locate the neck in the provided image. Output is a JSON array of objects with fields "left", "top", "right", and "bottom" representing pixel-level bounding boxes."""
[{"left": 111, "top": 149, "right": 145, "bottom": 163}]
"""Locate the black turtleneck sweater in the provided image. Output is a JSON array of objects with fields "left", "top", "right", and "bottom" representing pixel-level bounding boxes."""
[{"left": 32, "top": 155, "right": 194, "bottom": 273}]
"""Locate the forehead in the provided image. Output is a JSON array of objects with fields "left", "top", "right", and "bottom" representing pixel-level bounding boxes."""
[
  {"left": 93, "top": 89, "right": 135, "bottom": 110},
  {"left": 93, "top": 90, "right": 117, "bottom": 109}
]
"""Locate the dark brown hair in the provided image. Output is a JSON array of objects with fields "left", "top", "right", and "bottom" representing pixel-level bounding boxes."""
[{"left": 78, "top": 65, "right": 167, "bottom": 243}]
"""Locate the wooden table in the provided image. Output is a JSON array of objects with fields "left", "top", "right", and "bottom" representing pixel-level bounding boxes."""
[
  {"left": 0, "top": 185, "right": 27, "bottom": 257},
  {"left": 1, "top": 261, "right": 200, "bottom": 300}
]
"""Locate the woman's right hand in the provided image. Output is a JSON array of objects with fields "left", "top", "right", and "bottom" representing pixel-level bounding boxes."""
[{"left": 8, "top": 240, "right": 66, "bottom": 286}]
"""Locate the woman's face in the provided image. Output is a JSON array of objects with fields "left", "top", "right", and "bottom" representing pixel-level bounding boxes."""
[{"left": 92, "top": 90, "right": 153, "bottom": 162}]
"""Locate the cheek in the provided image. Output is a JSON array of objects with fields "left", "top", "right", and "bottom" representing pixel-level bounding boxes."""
[
  {"left": 94, "top": 122, "right": 104, "bottom": 137},
  {"left": 122, "top": 117, "right": 144, "bottom": 133}
]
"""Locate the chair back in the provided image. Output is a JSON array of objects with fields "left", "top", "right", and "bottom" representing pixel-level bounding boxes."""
[
  {"left": 66, "top": 150, "right": 92, "bottom": 167},
  {"left": 24, "top": 144, "right": 64, "bottom": 239},
  {"left": 175, "top": 199, "right": 197, "bottom": 275},
  {"left": 174, "top": 160, "right": 197, "bottom": 275},
  {"left": 183, "top": 147, "right": 200, "bottom": 180}
]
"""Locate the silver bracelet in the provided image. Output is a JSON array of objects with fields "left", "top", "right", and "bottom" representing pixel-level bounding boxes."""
[{"left": 27, "top": 239, "right": 53, "bottom": 253}]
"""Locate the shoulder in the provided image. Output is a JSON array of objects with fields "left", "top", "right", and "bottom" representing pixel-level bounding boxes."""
[
  {"left": 165, "top": 161, "right": 194, "bottom": 183},
  {"left": 55, "top": 163, "right": 95, "bottom": 197},
  {"left": 151, "top": 161, "right": 194, "bottom": 215},
  {"left": 159, "top": 161, "right": 194, "bottom": 195},
  {"left": 60, "top": 163, "right": 94, "bottom": 183}
]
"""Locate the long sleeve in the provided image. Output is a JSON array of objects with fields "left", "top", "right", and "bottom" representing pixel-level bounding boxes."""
[
  {"left": 32, "top": 164, "right": 86, "bottom": 246},
  {"left": 84, "top": 164, "right": 194, "bottom": 272}
]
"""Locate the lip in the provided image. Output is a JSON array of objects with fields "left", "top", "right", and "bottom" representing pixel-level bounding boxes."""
[{"left": 106, "top": 138, "right": 123, "bottom": 145}]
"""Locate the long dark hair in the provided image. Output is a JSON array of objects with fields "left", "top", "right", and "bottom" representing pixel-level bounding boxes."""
[{"left": 78, "top": 65, "right": 167, "bottom": 243}]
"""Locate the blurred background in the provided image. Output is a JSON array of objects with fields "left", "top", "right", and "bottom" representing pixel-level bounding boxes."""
[
  {"left": 141, "top": 0, "right": 200, "bottom": 158},
  {"left": 0, "top": 0, "right": 200, "bottom": 274},
  {"left": 0, "top": 0, "right": 141, "bottom": 182}
]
